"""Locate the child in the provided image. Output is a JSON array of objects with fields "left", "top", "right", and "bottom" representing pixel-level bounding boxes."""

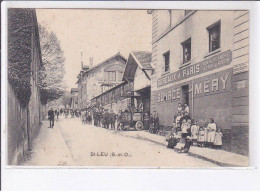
[
  {"left": 203, "top": 122, "right": 209, "bottom": 147},
  {"left": 213, "top": 128, "right": 223, "bottom": 149},
  {"left": 207, "top": 118, "right": 217, "bottom": 148},
  {"left": 172, "top": 116, "right": 177, "bottom": 131},
  {"left": 177, "top": 103, "right": 183, "bottom": 113},
  {"left": 178, "top": 136, "right": 193, "bottom": 153},
  {"left": 191, "top": 121, "right": 199, "bottom": 145},
  {"left": 167, "top": 132, "right": 180, "bottom": 149},
  {"left": 186, "top": 119, "right": 192, "bottom": 136},
  {"left": 184, "top": 103, "right": 190, "bottom": 115},
  {"left": 176, "top": 123, "right": 181, "bottom": 133},
  {"left": 176, "top": 112, "right": 182, "bottom": 126},
  {"left": 198, "top": 127, "right": 206, "bottom": 147},
  {"left": 181, "top": 119, "right": 189, "bottom": 138}
]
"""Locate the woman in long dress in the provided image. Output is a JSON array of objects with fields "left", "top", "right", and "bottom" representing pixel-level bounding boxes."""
[{"left": 207, "top": 118, "right": 217, "bottom": 148}]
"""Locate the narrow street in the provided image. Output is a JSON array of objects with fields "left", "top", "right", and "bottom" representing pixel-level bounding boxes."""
[{"left": 23, "top": 115, "right": 217, "bottom": 167}]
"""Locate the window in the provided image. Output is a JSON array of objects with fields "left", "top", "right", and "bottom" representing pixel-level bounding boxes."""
[
  {"left": 118, "top": 72, "right": 123, "bottom": 81},
  {"left": 207, "top": 21, "right": 221, "bottom": 52},
  {"left": 182, "top": 38, "right": 191, "bottom": 64},
  {"left": 163, "top": 51, "right": 170, "bottom": 72},
  {"left": 185, "top": 10, "right": 192, "bottom": 16},
  {"left": 108, "top": 71, "right": 116, "bottom": 81}
]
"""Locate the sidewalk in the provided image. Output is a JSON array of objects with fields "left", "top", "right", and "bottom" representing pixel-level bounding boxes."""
[
  {"left": 22, "top": 119, "right": 75, "bottom": 166},
  {"left": 119, "top": 130, "right": 249, "bottom": 167}
]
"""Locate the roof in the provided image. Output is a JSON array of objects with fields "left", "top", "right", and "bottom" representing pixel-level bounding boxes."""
[
  {"left": 132, "top": 51, "right": 152, "bottom": 70},
  {"left": 83, "top": 52, "right": 127, "bottom": 75},
  {"left": 123, "top": 51, "right": 153, "bottom": 82},
  {"left": 76, "top": 52, "right": 127, "bottom": 84}
]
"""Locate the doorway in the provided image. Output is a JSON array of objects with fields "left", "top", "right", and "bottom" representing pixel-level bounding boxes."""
[{"left": 181, "top": 85, "right": 189, "bottom": 105}]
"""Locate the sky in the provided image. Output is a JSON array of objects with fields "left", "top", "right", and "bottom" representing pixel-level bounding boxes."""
[{"left": 36, "top": 9, "right": 152, "bottom": 90}]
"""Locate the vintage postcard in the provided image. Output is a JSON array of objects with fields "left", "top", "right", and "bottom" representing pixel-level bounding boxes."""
[{"left": 5, "top": 8, "right": 250, "bottom": 168}]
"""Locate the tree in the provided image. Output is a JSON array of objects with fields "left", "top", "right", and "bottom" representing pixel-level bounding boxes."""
[
  {"left": 8, "top": 9, "right": 34, "bottom": 107},
  {"left": 38, "top": 24, "right": 66, "bottom": 105}
]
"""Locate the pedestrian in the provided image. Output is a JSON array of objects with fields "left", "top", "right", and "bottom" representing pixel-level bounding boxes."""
[
  {"left": 186, "top": 118, "right": 192, "bottom": 136},
  {"left": 88, "top": 111, "right": 92, "bottom": 125},
  {"left": 176, "top": 123, "right": 181, "bottom": 133},
  {"left": 179, "top": 110, "right": 185, "bottom": 124},
  {"left": 197, "top": 127, "right": 206, "bottom": 147},
  {"left": 149, "top": 113, "right": 154, "bottom": 133},
  {"left": 116, "top": 110, "right": 122, "bottom": 131},
  {"left": 144, "top": 111, "right": 150, "bottom": 131},
  {"left": 110, "top": 110, "right": 116, "bottom": 130},
  {"left": 176, "top": 112, "right": 182, "bottom": 126},
  {"left": 167, "top": 132, "right": 180, "bottom": 149},
  {"left": 177, "top": 102, "right": 183, "bottom": 113},
  {"left": 48, "top": 108, "right": 55, "bottom": 128},
  {"left": 103, "top": 109, "right": 109, "bottom": 129},
  {"left": 178, "top": 136, "right": 193, "bottom": 153},
  {"left": 191, "top": 121, "right": 199, "bottom": 145},
  {"left": 207, "top": 118, "right": 217, "bottom": 148},
  {"left": 153, "top": 112, "right": 160, "bottom": 134},
  {"left": 81, "top": 109, "right": 86, "bottom": 124},
  {"left": 181, "top": 119, "right": 189, "bottom": 138},
  {"left": 184, "top": 103, "right": 190, "bottom": 115},
  {"left": 213, "top": 128, "right": 223, "bottom": 149},
  {"left": 56, "top": 109, "right": 59, "bottom": 119},
  {"left": 172, "top": 116, "right": 177, "bottom": 132},
  {"left": 97, "top": 109, "right": 102, "bottom": 127},
  {"left": 203, "top": 122, "right": 209, "bottom": 147}
]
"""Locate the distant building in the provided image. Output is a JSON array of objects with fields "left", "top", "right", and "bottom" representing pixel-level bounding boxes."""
[
  {"left": 148, "top": 10, "right": 249, "bottom": 155},
  {"left": 92, "top": 51, "right": 152, "bottom": 114},
  {"left": 77, "top": 52, "right": 127, "bottom": 109},
  {"left": 70, "top": 88, "right": 78, "bottom": 109},
  {"left": 8, "top": 9, "right": 43, "bottom": 164}
]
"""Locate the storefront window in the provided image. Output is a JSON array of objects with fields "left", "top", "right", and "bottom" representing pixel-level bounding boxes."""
[
  {"left": 208, "top": 21, "right": 221, "bottom": 52},
  {"left": 182, "top": 38, "right": 191, "bottom": 64}
]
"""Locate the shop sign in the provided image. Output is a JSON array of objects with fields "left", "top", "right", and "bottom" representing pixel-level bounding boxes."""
[
  {"left": 157, "top": 50, "right": 232, "bottom": 87},
  {"left": 233, "top": 62, "right": 248, "bottom": 74},
  {"left": 157, "top": 69, "right": 231, "bottom": 103}
]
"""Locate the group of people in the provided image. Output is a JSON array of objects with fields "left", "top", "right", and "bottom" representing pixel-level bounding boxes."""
[
  {"left": 166, "top": 103, "right": 223, "bottom": 153},
  {"left": 81, "top": 107, "right": 118, "bottom": 130},
  {"left": 48, "top": 102, "right": 223, "bottom": 153}
]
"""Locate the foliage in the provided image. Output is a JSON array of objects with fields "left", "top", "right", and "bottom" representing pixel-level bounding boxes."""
[
  {"left": 38, "top": 24, "right": 66, "bottom": 105},
  {"left": 8, "top": 9, "right": 33, "bottom": 107},
  {"left": 60, "top": 91, "right": 72, "bottom": 107}
]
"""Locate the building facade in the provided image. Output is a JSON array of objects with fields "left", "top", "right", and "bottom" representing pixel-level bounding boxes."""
[
  {"left": 148, "top": 10, "right": 249, "bottom": 155},
  {"left": 77, "top": 52, "right": 127, "bottom": 109},
  {"left": 91, "top": 51, "right": 152, "bottom": 114},
  {"left": 8, "top": 9, "right": 43, "bottom": 164}
]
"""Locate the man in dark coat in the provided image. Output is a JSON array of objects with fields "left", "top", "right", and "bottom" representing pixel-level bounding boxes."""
[
  {"left": 48, "top": 108, "right": 55, "bottom": 128},
  {"left": 110, "top": 110, "right": 116, "bottom": 130},
  {"left": 104, "top": 109, "right": 110, "bottom": 129},
  {"left": 153, "top": 111, "right": 160, "bottom": 134}
]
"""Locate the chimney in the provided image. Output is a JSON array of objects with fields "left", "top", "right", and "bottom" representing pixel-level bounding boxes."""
[
  {"left": 89, "top": 57, "right": 93, "bottom": 67},
  {"left": 81, "top": 52, "right": 84, "bottom": 69}
]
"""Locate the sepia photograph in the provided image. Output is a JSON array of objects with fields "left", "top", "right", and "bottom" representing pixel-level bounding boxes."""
[{"left": 5, "top": 8, "right": 250, "bottom": 168}]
